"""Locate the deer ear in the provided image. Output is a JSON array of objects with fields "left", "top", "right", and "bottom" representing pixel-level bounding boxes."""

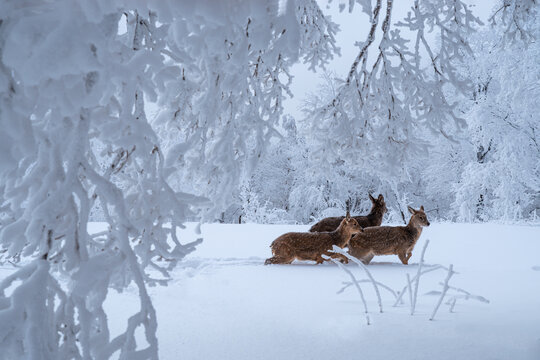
[
  {"left": 378, "top": 194, "right": 383, "bottom": 201},
  {"left": 407, "top": 206, "right": 415, "bottom": 214},
  {"left": 369, "top": 193, "right": 375, "bottom": 202},
  {"left": 420, "top": 205, "right": 424, "bottom": 211}
]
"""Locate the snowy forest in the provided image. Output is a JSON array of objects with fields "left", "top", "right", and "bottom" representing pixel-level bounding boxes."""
[
  {"left": 235, "top": 0, "right": 540, "bottom": 225},
  {"left": 0, "top": 0, "right": 539, "bottom": 359}
]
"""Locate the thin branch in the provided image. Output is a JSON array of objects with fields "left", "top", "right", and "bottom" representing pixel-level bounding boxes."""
[
  {"left": 411, "top": 239, "right": 430, "bottom": 315},
  {"left": 407, "top": 273, "right": 414, "bottom": 315},
  {"left": 324, "top": 255, "right": 371, "bottom": 325},
  {"left": 430, "top": 264, "right": 455, "bottom": 321},
  {"left": 332, "top": 245, "right": 383, "bottom": 313},
  {"left": 393, "top": 264, "right": 451, "bottom": 307}
]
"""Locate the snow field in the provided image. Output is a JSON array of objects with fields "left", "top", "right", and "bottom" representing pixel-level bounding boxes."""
[{"left": 98, "top": 222, "right": 540, "bottom": 359}]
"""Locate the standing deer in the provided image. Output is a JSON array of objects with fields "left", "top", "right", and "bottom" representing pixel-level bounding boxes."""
[
  {"left": 309, "top": 194, "right": 387, "bottom": 232},
  {"left": 349, "top": 206, "right": 430, "bottom": 265},
  {"left": 265, "top": 213, "right": 363, "bottom": 265}
]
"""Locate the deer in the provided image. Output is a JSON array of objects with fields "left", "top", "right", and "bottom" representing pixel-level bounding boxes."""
[
  {"left": 348, "top": 205, "right": 430, "bottom": 265},
  {"left": 309, "top": 194, "right": 387, "bottom": 233},
  {"left": 265, "top": 213, "right": 363, "bottom": 265}
]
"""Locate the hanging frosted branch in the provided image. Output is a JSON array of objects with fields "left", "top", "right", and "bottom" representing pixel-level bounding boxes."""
[
  {"left": 297, "top": 0, "right": 341, "bottom": 70},
  {"left": 0, "top": 1, "right": 342, "bottom": 357},
  {"left": 154, "top": 0, "right": 340, "bottom": 218},
  {"left": 345, "top": 0, "right": 382, "bottom": 86},
  {"left": 489, "top": 0, "right": 538, "bottom": 43},
  {"left": 0, "top": 261, "right": 58, "bottom": 359},
  {"left": 307, "top": 0, "right": 482, "bottom": 180}
]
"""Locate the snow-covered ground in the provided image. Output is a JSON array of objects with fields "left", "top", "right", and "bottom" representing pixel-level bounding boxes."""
[{"left": 3, "top": 222, "right": 540, "bottom": 359}]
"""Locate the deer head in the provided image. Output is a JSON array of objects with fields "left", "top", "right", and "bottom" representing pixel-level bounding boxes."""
[
  {"left": 369, "top": 193, "right": 387, "bottom": 215},
  {"left": 407, "top": 205, "right": 430, "bottom": 227},
  {"left": 339, "top": 212, "right": 363, "bottom": 236}
]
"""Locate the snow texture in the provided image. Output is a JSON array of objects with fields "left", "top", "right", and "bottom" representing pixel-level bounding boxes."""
[{"left": 47, "top": 222, "right": 540, "bottom": 360}]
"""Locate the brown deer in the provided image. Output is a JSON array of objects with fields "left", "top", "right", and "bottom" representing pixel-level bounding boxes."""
[
  {"left": 309, "top": 194, "right": 387, "bottom": 232},
  {"left": 348, "top": 205, "right": 430, "bottom": 265},
  {"left": 265, "top": 213, "right": 363, "bottom": 265}
]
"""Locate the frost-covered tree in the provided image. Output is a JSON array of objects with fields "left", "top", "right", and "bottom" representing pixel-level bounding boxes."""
[
  {"left": 308, "top": 0, "right": 481, "bottom": 170},
  {"left": 206, "top": 0, "right": 539, "bottom": 225},
  {"left": 239, "top": 116, "right": 299, "bottom": 223},
  {"left": 455, "top": 0, "right": 540, "bottom": 221},
  {"left": 489, "top": 0, "right": 538, "bottom": 43},
  {"left": 153, "top": 0, "right": 339, "bottom": 219},
  {"left": 0, "top": 0, "right": 339, "bottom": 358},
  {"left": 299, "top": 0, "right": 482, "bottom": 219},
  {"left": 0, "top": 3, "right": 204, "bottom": 359}
]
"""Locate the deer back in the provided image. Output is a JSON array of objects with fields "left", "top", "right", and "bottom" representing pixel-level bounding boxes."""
[
  {"left": 350, "top": 205, "right": 429, "bottom": 255},
  {"left": 309, "top": 194, "right": 387, "bottom": 232}
]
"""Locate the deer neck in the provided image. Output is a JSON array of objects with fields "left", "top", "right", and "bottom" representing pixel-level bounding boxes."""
[
  {"left": 367, "top": 205, "right": 384, "bottom": 221},
  {"left": 405, "top": 220, "right": 423, "bottom": 240},
  {"left": 335, "top": 225, "right": 352, "bottom": 246}
]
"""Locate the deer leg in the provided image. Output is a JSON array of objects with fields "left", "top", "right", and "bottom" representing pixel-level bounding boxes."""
[
  {"left": 315, "top": 254, "right": 327, "bottom": 264},
  {"left": 405, "top": 252, "right": 412, "bottom": 263},
  {"left": 318, "top": 251, "right": 348, "bottom": 264},
  {"left": 264, "top": 256, "right": 293, "bottom": 265},
  {"left": 316, "top": 251, "right": 340, "bottom": 264},
  {"left": 332, "top": 253, "right": 349, "bottom": 264},
  {"left": 361, "top": 252, "right": 375, "bottom": 265},
  {"left": 397, "top": 251, "right": 409, "bottom": 265}
]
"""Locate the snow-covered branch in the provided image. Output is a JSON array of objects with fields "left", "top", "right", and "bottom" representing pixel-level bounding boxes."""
[
  {"left": 305, "top": 0, "right": 482, "bottom": 185},
  {"left": 489, "top": 0, "right": 538, "bottom": 43},
  {"left": 0, "top": 0, "right": 339, "bottom": 357}
]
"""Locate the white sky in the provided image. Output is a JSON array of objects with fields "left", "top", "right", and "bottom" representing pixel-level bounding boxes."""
[{"left": 283, "top": 0, "right": 498, "bottom": 120}]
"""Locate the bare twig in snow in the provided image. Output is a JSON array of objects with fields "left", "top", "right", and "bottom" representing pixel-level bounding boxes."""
[
  {"left": 337, "top": 280, "right": 398, "bottom": 300},
  {"left": 324, "top": 255, "right": 370, "bottom": 325},
  {"left": 430, "top": 264, "right": 455, "bottom": 321},
  {"left": 393, "top": 264, "right": 451, "bottom": 307},
  {"left": 407, "top": 273, "right": 414, "bottom": 315},
  {"left": 332, "top": 245, "right": 383, "bottom": 313},
  {"left": 448, "top": 297, "right": 457, "bottom": 313},
  {"left": 411, "top": 240, "right": 430, "bottom": 315}
]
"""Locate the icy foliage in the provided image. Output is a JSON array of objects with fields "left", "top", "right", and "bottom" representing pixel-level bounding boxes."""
[
  {"left": 0, "top": 0, "right": 338, "bottom": 358},
  {"left": 306, "top": 0, "right": 481, "bottom": 179},
  {"left": 248, "top": 0, "right": 489, "bottom": 222},
  {"left": 489, "top": 0, "right": 538, "bottom": 43},
  {"left": 0, "top": 3, "right": 197, "bottom": 358},
  {"left": 153, "top": 0, "right": 339, "bottom": 219},
  {"left": 239, "top": 0, "right": 539, "bottom": 224},
  {"left": 455, "top": 2, "right": 540, "bottom": 221},
  {"left": 0, "top": 0, "right": 538, "bottom": 356}
]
